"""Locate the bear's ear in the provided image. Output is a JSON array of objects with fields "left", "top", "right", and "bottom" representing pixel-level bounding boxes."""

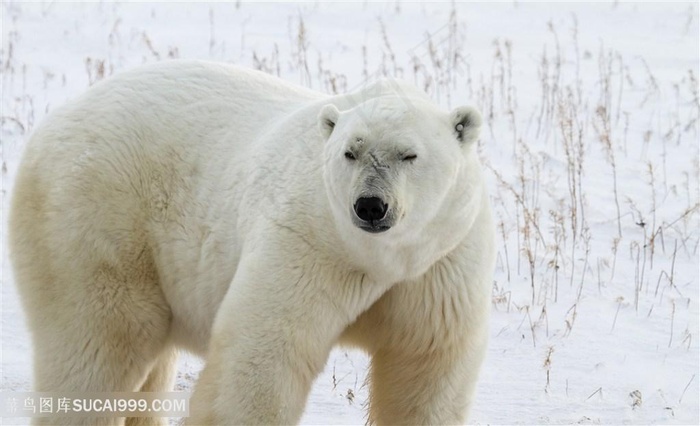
[
  {"left": 318, "top": 104, "right": 341, "bottom": 140},
  {"left": 450, "top": 106, "right": 482, "bottom": 145}
]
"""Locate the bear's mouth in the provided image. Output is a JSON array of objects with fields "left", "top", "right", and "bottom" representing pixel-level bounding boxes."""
[{"left": 357, "top": 222, "right": 391, "bottom": 234}]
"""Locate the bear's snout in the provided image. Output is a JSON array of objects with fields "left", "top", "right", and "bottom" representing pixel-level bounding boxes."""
[
  {"left": 354, "top": 197, "right": 388, "bottom": 222},
  {"left": 352, "top": 197, "right": 393, "bottom": 234}
]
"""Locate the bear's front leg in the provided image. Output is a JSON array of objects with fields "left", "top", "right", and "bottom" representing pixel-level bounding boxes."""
[
  {"left": 187, "top": 246, "right": 369, "bottom": 425},
  {"left": 369, "top": 336, "right": 488, "bottom": 425},
  {"left": 365, "top": 240, "right": 493, "bottom": 425}
]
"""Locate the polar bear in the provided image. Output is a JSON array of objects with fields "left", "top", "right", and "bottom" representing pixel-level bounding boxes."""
[{"left": 9, "top": 60, "right": 495, "bottom": 425}]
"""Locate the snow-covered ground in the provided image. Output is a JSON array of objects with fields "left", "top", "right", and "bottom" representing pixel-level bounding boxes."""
[{"left": 1, "top": 1, "right": 698, "bottom": 425}]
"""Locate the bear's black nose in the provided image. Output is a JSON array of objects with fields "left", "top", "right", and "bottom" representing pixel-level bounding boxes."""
[{"left": 354, "top": 197, "right": 388, "bottom": 222}]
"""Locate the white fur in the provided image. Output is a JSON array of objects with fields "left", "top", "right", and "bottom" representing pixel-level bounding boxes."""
[{"left": 9, "top": 60, "right": 496, "bottom": 425}]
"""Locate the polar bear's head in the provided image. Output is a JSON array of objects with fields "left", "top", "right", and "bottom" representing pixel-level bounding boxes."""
[{"left": 319, "top": 95, "right": 482, "bottom": 239}]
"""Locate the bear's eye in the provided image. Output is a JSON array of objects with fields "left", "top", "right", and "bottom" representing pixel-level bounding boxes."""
[
  {"left": 402, "top": 154, "right": 417, "bottom": 162},
  {"left": 344, "top": 151, "right": 356, "bottom": 161}
]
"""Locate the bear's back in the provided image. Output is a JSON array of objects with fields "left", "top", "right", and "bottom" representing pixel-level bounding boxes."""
[{"left": 11, "top": 61, "right": 325, "bottom": 283}]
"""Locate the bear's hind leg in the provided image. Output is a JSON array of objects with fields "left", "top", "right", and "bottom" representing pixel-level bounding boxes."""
[
  {"left": 27, "top": 267, "right": 173, "bottom": 426},
  {"left": 134, "top": 347, "right": 178, "bottom": 394},
  {"left": 125, "top": 347, "right": 178, "bottom": 426}
]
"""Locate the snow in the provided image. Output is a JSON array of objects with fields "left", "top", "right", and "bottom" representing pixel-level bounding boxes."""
[{"left": 1, "top": 1, "right": 698, "bottom": 425}]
